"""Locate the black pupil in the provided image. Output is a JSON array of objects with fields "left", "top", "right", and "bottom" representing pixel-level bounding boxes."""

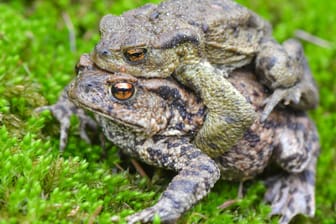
[
  {"left": 125, "top": 48, "right": 147, "bottom": 63},
  {"left": 131, "top": 52, "right": 143, "bottom": 57},
  {"left": 111, "top": 83, "right": 134, "bottom": 100},
  {"left": 116, "top": 87, "right": 127, "bottom": 92},
  {"left": 113, "top": 86, "right": 128, "bottom": 94}
]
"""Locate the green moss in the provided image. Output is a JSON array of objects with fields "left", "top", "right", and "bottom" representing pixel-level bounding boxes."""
[{"left": 1, "top": 0, "right": 335, "bottom": 223}]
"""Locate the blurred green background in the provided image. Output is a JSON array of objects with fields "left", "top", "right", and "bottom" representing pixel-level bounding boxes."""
[{"left": 0, "top": 0, "right": 335, "bottom": 223}]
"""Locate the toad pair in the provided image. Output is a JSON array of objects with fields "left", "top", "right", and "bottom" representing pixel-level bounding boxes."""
[{"left": 37, "top": 0, "right": 319, "bottom": 223}]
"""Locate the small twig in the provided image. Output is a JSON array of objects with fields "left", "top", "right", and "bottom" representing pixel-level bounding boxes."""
[
  {"left": 237, "top": 181, "right": 244, "bottom": 199},
  {"left": 114, "top": 162, "right": 124, "bottom": 171},
  {"left": 88, "top": 205, "right": 103, "bottom": 224},
  {"left": 23, "top": 63, "right": 32, "bottom": 76},
  {"left": 217, "top": 199, "right": 238, "bottom": 210},
  {"left": 67, "top": 205, "right": 80, "bottom": 217},
  {"left": 295, "top": 29, "right": 332, "bottom": 48},
  {"left": 217, "top": 182, "right": 244, "bottom": 210},
  {"left": 62, "top": 12, "right": 76, "bottom": 52},
  {"left": 131, "top": 159, "right": 149, "bottom": 180}
]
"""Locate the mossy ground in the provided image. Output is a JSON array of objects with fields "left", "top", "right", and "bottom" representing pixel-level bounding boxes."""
[{"left": 0, "top": 0, "right": 335, "bottom": 223}]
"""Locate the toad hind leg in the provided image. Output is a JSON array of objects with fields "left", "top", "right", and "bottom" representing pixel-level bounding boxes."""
[
  {"left": 265, "top": 117, "right": 319, "bottom": 223},
  {"left": 264, "top": 169, "right": 316, "bottom": 224}
]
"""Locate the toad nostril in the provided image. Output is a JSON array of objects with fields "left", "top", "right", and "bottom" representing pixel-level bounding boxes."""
[
  {"left": 84, "top": 83, "right": 93, "bottom": 93},
  {"left": 100, "top": 48, "right": 111, "bottom": 57}
]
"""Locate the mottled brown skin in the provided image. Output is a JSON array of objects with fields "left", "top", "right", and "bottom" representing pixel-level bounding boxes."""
[
  {"left": 92, "top": 0, "right": 319, "bottom": 157},
  {"left": 38, "top": 54, "right": 319, "bottom": 224}
]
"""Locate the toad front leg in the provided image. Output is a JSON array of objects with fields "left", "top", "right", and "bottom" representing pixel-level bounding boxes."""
[
  {"left": 174, "top": 61, "right": 257, "bottom": 157},
  {"left": 126, "top": 137, "right": 220, "bottom": 224},
  {"left": 35, "top": 86, "right": 97, "bottom": 151},
  {"left": 256, "top": 39, "right": 319, "bottom": 120}
]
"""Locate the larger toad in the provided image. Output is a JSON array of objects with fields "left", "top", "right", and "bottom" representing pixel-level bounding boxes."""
[
  {"left": 91, "top": 0, "right": 319, "bottom": 157},
  {"left": 38, "top": 54, "right": 319, "bottom": 224}
]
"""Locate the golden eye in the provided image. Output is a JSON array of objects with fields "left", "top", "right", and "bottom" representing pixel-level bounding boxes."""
[
  {"left": 111, "top": 82, "right": 135, "bottom": 100},
  {"left": 123, "top": 48, "right": 147, "bottom": 64}
]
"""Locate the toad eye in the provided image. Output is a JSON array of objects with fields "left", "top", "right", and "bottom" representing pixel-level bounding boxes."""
[
  {"left": 111, "top": 82, "right": 135, "bottom": 100},
  {"left": 123, "top": 48, "right": 147, "bottom": 64}
]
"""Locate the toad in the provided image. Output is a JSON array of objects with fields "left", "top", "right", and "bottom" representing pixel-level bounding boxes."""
[
  {"left": 37, "top": 54, "right": 319, "bottom": 224},
  {"left": 91, "top": 0, "right": 319, "bottom": 156}
]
